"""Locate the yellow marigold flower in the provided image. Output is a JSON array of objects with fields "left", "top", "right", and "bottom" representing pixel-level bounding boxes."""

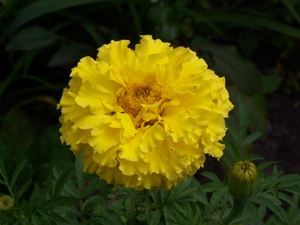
[{"left": 58, "top": 35, "right": 234, "bottom": 190}]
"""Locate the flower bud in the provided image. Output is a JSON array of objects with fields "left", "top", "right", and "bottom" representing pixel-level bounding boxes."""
[
  {"left": 228, "top": 161, "right": 258, "bottom": 200},
  {"left": 0, "top": 195, "right": 14, "bottom": 211}
]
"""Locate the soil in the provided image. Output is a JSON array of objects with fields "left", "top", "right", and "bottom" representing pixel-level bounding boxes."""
[{"left": 253, "top": 93, "right": 300, "bottom": 175}]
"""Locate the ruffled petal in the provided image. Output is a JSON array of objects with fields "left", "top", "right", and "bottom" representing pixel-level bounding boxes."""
[{"left": 162, "top": 106, "right": 196, "bottom": 142}]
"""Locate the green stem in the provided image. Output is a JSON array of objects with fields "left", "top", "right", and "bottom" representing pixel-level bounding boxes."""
[{"left": 223, "top": 198, "right": 247, "bottom": 225}]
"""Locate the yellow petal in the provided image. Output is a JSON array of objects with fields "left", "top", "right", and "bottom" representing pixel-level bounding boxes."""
[
  {"left": 162, "top": 106, "right": 196, "bottom": 142},
  {"left": 92, "top": 145, "right": 118, "bottom": 167},
  {"left": 119, "top": 132, "right": 145, "bottom": 162},
  {"left": 118, "top": 158, "right": 149, "bottom": 176},
  {"left": 136, "top": 35, "right": 171, "bottom": 57},
  {"left": 88, "top": 122, "right": 121, "bottom": 154},
  {"left": 140, "top": 123, "right": 166, "bottom": 153}
]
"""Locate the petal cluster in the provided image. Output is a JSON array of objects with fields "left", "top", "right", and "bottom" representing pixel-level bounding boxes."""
[{"left": 58, "top": 35, "right": 234, "bottom": 189}]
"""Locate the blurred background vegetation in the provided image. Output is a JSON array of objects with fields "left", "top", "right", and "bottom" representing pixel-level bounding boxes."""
[{"left": 0, "top": 0, "right": 300, "bottom": 187}]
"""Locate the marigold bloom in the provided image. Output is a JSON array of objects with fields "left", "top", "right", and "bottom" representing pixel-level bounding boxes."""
[{"left": 58, "top": 35, "right": 233, "bottom": 189}]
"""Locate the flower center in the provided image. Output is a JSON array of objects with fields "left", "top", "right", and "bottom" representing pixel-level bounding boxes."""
[{"left": 118, "top": 78, "right": 162, "bottom": 118}]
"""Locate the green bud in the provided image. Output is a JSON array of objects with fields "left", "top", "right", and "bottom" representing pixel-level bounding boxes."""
[
  {"left": 0, "top": 195, "right": 14, "bottom": 211},
  {"left": 228, "top": 161, "right": 258, "bottom": 200}
]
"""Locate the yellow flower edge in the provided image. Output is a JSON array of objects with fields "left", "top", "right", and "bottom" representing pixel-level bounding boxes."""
[{"left": 58, "top": 35, "right": 234, "bottom": 190}]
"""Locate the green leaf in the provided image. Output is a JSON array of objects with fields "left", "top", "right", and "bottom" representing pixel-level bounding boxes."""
[
  {"left": 223, "top": 138, "right": 240, "bottom": 161},
  {"left": 277, "top": 174, "right": 300, "bottom": 189},
  {"left": 0, "top": 158, "right": 9, "bottom": 184},
  {"left": 251, "top": 193, "right": 285, "bottom": 221},
  {"left": 125, "top": 197, "right": 136, "bottom": 225},
  {"left": 191, "top": 36, "right": 262, "bottom": 93},
  {"left": 48, "top": 42, "right": 96, "bottom": 66},
  {"left": 201, "top": 11, "right": 300, "bottom": 40},
  {"left": 54, "top": 165, "right": 74, "bottom": 196},
  {"left": 39, "top": 197, "right": 80, "bottom": 211},
  {"left": 30, "top": 214, "right": 40, "bottom": 225},
  {"left": 0, "top": 180, "right": 6, "bottom": 185},
  {"left": 238, "top": 95, "right": 250, "bottom": 142},
  {"left": 96, "top": 207, "right": 126, "bottom": 225},
  {"left": 243, "top": 154, "right": 264, "bottom": 162},
  {"left": 6, "top": 26, "right": 58, "bottom": 51},
  {"left": 75, "top": 152, "right": 84, "bottom": 190},
  {"left": 81, "top": 195, "right": 107, "bottom": 215},
  {"left": 16, "top": 179, "right": 32, "bottom": 201},
  {"left": 200, "top": 171, "right": 221, "bottom": 183},
  {"left": 257, "top": 204, "right": 267, "bottom": 221},
  {"left": 167, "top": 188, "right": 193, "bottom": 203},
  {"left": 241, "top": 131, "right": 262, "bottom": 147},
  {"left": 151, "top": 189, "right": 171, "bottom": 206},
  {"left": 149, "top": 209, "right": 161, "bottom": 225},
  {"left": 0, "top": 0, "right": 110, "bottom": 43},
  {"left": 278, "top": 191, "right": 298, "bottom": 207},
  {"left": 226, "top": 121, "right": 241, "bottom": 145},
  {"left": 10, "top": 158, "right": 27, "bottom": 188},
  {"left": 52, "top": 166, "right": 78, "bottom": 197},
  {"left": 257, "top": 161, "right": 277, "bottom": 172},
  {"left": 281, "top": 0, "right": 300, "bottom": 25}
]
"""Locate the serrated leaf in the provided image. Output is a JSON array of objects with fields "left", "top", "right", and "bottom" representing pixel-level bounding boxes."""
[
  {"left": 226, "top": 121, "right": 240, "bottom": 146},
  {"left": 82, "top": 195, "right": 107, "bottom": 215},
  {"left": 75, "top": 151, "right": 84, "bottom": 190},
  {"left": 257, "top": 161, "right": 277, "bottom": 172},
  {"left": 30, "top": 214, "right": 40, "bottom": 225},
  {"left": 200, "top": 182, "right": 223, "bottom": 193},
  {"left": 200, "top": 171, "right": 221, "bottom": 183},
  {"left": 278, "top": 191, "right": 298, "bottom": 207},
  {"left": 97, "top": 207, "right": 126, "bottom": 225},
  {"left": 40, "top": 211, "right": 70, "bottom": 223},
  {"left": 149, "top": 209, "right": 162, "bottom": 225},
  {"left": 52, "top": 166, "right": 78, "bottom": 197},
  {"left": 167, "top": 188, "right": 192, "bottom": 203},
  {"left": 241, "top": 131, "right": 262, "bottom": 147},
  {"left": 39, "top": 197, "right": 79, "bottom": 211},
  {"left": 277, "top": 174, "right": 300, "bottom": 189},
  {"left": 250, "top": 193, "right": 285, "bottom": 221},
  {"left": 6, "top": 26, "right": 58, "bottom": 51},
  {"left": 223, "top": 137, "right": 240, "bottom": 161},
  {"left": 125, "top": 197, "right": 136, "bottom": 225},
  {"left": 16, "top": 179, "right": 32, "bottom": 201},
  {"left": 54, "top": 165, "right": 74, "bottom": 196},
  {"left": 151, "top": 189, "right": 170, "bottom": 206},
  {"left": 257, "top": 204, "right": 267, "bottom": 221},
  {"left": 10, "top": 158, "right": 27, "bottom": 188}
]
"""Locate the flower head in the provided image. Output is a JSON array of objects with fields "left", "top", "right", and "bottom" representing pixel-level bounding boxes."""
[
  {"left": 58, "top": 35, "right": 233, "bottom": 189},
  {"left": 228, "top": 161, "right": 258, "bottom": 200},
  {"left": 0, "top": 195, "right": 14, "bottom": 211}
]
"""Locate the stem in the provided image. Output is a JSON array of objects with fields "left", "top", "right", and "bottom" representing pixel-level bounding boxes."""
[{"left": 223, "top": 198, "right": 247, "bottom": 225}]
